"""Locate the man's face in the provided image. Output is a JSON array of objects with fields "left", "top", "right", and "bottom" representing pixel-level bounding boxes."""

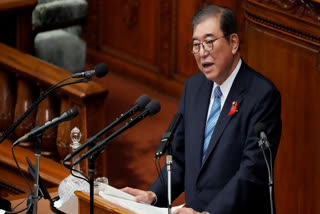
[{"left": 192, "top": 16, "right": 236, "bottom": 85}]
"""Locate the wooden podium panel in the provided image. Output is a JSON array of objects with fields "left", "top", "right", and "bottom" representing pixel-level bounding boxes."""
[{"left": 75, "top": 191, "right": 136, "bottom": 214}]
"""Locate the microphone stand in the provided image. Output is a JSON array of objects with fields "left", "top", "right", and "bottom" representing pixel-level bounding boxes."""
[
  {"left": 166, "top": 144, "right": 172, "bottom": 214},
  {"left": 76, "top": 137, "right": 102, "bottom": 214},
  {"left": 86, "top": 150, "right": 101, "bottom": 214},
  {"left": 27, "top": 134, "right": 43, "bottom": 214},
  {"left": 74, "top": 138, "right": 119, "bottom": 214},
  {"left": 88, "top": 156, "right": 97, "bottom": 214},
  {"left": 258, "top": 140, "right": 274, "bottom": 214}
]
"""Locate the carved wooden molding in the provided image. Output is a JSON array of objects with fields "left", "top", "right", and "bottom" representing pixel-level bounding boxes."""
[
  {"left": 250, "top": 0, "right": 320, "bottom": 24},
  {"left": 245, "top": 0, "right": 320, "bottom": 45},
  {"left": 246, "top": 12, "right": 320, "bottom": 44}
]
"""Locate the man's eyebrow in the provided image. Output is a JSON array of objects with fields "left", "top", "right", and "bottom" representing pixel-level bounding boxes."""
[
  {"left": 204, "top": 33, "right": 214, "bottom": 37},
  {"left": 192, "top": 33, "right": 214, "bottom": 41}
]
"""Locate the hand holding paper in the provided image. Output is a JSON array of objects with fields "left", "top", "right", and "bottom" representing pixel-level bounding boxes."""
[
  {"left": 96, "top": 183, "right": 184, "bottom": 214},
  {"left": 121, "top": 187, "right": 156, "bottom": 204}
]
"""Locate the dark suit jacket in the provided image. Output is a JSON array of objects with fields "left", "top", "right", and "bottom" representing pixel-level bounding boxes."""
[{"left": 149, "top": 61, "right": 282, "bottom": 214}]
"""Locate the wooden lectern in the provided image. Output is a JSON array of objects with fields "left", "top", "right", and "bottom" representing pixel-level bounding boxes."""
[{"left": 75, "top": 191, "right": 136, "bottom": 214}]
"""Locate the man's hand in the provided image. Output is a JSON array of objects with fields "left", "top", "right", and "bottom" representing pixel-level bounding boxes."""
[
  {"left": 121, "top": 187, "right": 156, "bottom": 204},
  {"left": 172, "top": 207, "right": 201, "bottom": 214}
]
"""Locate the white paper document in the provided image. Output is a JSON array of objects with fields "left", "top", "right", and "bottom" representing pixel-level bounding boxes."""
[{"left": 97, "top": 183, "right": 184, "bottom": 214}]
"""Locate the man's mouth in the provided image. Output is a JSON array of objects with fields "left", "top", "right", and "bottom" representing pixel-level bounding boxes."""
[{"left": 202, "top": 62, "right": 214, "bottom": 68}]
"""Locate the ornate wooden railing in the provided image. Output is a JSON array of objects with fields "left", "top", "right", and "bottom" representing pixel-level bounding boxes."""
[{"left": 0, "top": 43, "right": 108, "bottom": 197}]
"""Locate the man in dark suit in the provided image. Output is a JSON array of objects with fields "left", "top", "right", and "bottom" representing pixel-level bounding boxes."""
[{"left": 122, "top": 5, "right": 281, "bottom": 214}]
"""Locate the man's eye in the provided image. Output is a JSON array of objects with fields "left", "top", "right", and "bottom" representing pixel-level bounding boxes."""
[
  {"left": 205, "top": 40, "right": 213, "bottom": 44},
  {"left": 193, "top": 43, "right": 200, "bottom": 47}
]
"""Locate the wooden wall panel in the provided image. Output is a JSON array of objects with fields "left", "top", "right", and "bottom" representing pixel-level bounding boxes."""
[
  {"left": 86, "top": 0, "right": 182, "bottom": 97},
  {"left": 245, "top": 21, "right": 320, "bottom": 214},
  {"left": 99, "top": 1, "right": 157, "bottom": 69},
  {"left": 176, "top": 1, "right": 200, "bottom": 80},
  {"left": 244, "top": 1, "right": 320, "bottom": 213}
]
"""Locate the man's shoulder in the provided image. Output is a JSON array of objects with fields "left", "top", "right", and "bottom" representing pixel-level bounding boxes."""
[
  {"left": 186, "top": 72, "right": 208, "bottom": 85},
  {"left": 240, "top": 62, "right": 279, "bottom": 94}
]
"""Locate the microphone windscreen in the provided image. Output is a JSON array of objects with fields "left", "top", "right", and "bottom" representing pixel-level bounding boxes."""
[
  {"left": 135, "top": 94, "right": 150, "bottom": 110},
  {"left": 146, "top": 100, "right": 161, "bottom": 116},
  {"left": 66, "top": 107, "right": 79, "bottom": 120},
  {"left": 254, "top": 122, "right": 266, "bottom": 137},
  {"left": 94, "top": 63, "right": 109, "bottom": 78}
]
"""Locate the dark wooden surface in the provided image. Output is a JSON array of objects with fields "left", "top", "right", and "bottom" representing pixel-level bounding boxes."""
[
  {"left": 76, "top": 191, "right": 135, "bottom": 214},
  {"left": 0, "top": 0, "right": 36, "bottom": 52},
  {"left": 0, "top": 0, "right": 36, "bottom": 11},
  {"left": 0, "top": 43, "right": 108, "bottom": 197}
]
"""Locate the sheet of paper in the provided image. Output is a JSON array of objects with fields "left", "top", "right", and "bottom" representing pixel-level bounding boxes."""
[
  {"left": 97, "top": 184, "right": 185, "bottom": 214},
  {"left": 58, "top": 195, "right": 78, "bottom": 214},
  {"left": 97, "top": 183, "right": 135, "bottom": 201}
]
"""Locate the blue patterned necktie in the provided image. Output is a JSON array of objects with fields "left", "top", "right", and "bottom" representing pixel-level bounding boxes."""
[{"left": 202, "top": 86, "right": 222, "bottom": 164}]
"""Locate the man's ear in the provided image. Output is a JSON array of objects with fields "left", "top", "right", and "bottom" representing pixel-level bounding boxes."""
[{"left": 230, "top": 34, "right": 240, "bottom": 54}]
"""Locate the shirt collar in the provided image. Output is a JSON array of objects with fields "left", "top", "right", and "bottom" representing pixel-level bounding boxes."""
[{"left": 212, "top": 58, "right": 242, "bottom": 99}]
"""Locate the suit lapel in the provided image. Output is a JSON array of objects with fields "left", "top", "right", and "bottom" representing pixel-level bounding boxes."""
[
  {"left": 200, "top": 64, "right": 248, "bottom": 168},
  {"left": 192, "top": 77, "right": 213, "bottom": 170}
]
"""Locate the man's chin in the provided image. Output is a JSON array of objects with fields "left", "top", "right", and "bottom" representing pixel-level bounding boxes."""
[{"left": 202, "top": 71, "right": 217, "bottom": 82}]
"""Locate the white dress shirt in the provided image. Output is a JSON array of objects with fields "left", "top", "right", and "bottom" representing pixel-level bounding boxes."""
[{"left": 206, "top": 59, "right": 242, "bottom": 121}]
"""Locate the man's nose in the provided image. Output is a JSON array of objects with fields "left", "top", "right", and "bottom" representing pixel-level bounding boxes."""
[{"left": 199, "top": 45, "right": 209, "bottom": 57}]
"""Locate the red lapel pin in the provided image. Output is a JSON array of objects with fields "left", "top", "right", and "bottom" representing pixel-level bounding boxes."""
[{"left": 228, "top": 101, "right": 238, "bottom": 116}]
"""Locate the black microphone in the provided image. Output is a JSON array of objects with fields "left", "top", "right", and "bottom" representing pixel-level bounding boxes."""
[
  {"left": 254, "top": 122, "right": 274, "bottom": 214},
  {"left": 73, "top": 100, "right": 161, "bottom": 165},
  {"left": 63, "top": 94, "right": 151, "bottom": 162},
  {"left": 125, "top": 99, "right": 161, "bottom": 128},
  {"left": 72, "top": 63, "right": 109, "bottom": 78},
  {"left": 254, "top": 122, "right": 270, "bottom": 148},
  {"left": 17, "top": 107, "right": 78, "bottom": 142},
  {"left": 155, "top": 113, "right": 182, "bottom": 158}
]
